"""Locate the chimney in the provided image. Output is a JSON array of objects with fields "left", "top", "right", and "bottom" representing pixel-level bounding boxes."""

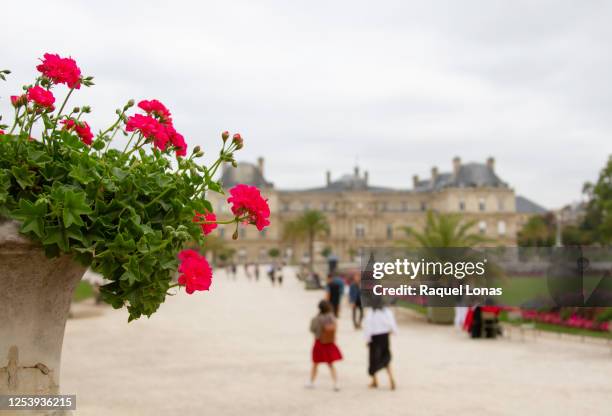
[
  {"left": 326, "top": 170, "right": 331, "bottom": 186},
  {"left": 257, "top": 157, "right": 264, "bottom": 176},
  {"left": 453, "top": 156, "right": 461, "bottom": 178},
  {"left": 364, "top": 170, "right": 369, "bottom": 185},
  {"left": 413, "top": 175, "right": 419, "bottom": 188},
  {"left": 431, "top": 166, "right": 438, "bottom": 183},
  {"left": 486, "top": 156, "right": 495, "bottom": 171},
  {"left": 354, "top": 166, "right": 360, "bottom": 177}
]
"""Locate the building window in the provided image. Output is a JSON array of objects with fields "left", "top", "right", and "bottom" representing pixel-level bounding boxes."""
[
  {"left": 478, "top": 198, "right": 486, "bottom": 212},
  {"left": 497, "top": 221, "right": 506, "bottom": 236},
  {"left": 459, "top": 200, "right": 465, "bottom": 211},
  {"left": 355, "top": 224, "right": 365, "bottom": 238},
  {"left": 420, "top": 201, "right": 427, "bottom": 211},
  {"left": 218, "top": 228, "right": 225, "bottom": 239},
  {"left": 281, "top": 202, "right": 289, "bottom": 212},
  {"left": 321, "top": 202, "right": 328, "bottom": 211},
  {"left": 498, "top": 198, "right": 505, "bottom": 212},
  {"left": 386, "top": 224, "right": 393, "bottom": 240},
  {"left": 380, "top": 202, "right": 387, "bottom": 212},
  {"left": 479, "top": 220, "right": 487, "bottom": 235},
  {"left": 259, "top": 248, "right": 267, "bottom": 260},
  {"left": 401, "top": 202, "right": 408, "bottom": 211},
  {"left": 240, "top": 228, "right": 246, "bottom": 239},
  {"left": 303, "top": 202, "right": 310, "bottom": 211}
]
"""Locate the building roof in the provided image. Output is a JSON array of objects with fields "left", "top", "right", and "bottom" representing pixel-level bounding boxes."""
[
  {"left": 296, "top": 169, "right": 394, "bottom": 193},
  {"left": 515, "top": 195, "right": 548, "bottom": 213},
  {"left": 220, "top": 162, "right": 273, "bottom": 189},
  {"left": 414, "top": 162, "right": 507, "bottom": 192}
]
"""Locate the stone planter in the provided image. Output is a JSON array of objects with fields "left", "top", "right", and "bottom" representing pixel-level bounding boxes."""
[{"left": 0, "top": 220, "right": 86, "bottom": 407}]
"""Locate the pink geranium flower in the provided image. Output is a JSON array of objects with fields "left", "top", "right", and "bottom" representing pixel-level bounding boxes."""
[
  {"left": 126, "top": 114, "right": 169, "bottom": 150},
  {"left": 36, "top": 53, "right": 82, "bottom": 89},
  {"left": 177, "top": 249, "right": 213, "bottom": 294},
  {"left": 138, "top": 99, "right": 172, "bottom": 123},
  {"left": 27, "top": 86, "right": 55, "bottom": 109},
  {"left": 227, "top": 184, "right": 270, "bottom": 231},
  {"left": 193, "top": 211, "right": 218, "bottom": 235},
  {"left": 61, "top": 118, "right": 94, "bottom": 145}
]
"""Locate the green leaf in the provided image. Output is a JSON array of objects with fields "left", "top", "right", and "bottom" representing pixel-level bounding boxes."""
[
  {"left": 43, "top": 226, "right": 69, "bottom": 251},
  {"left": 11, "top": 165, "right": 35, "bottom": 189},
  {"left": 69, "top": 164, "right": 96, "bottom": 185},
  {"left": 208, "top": 181, "right": 223, "bottom": 193},
  {"left": 62, "top": 189, "right": 92, "bottom": 227},
  {"left": 12, "top": 199, "right": 47, "bottom": 238}
]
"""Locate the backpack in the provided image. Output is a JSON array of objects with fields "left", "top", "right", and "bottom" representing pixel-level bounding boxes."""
[{"left": 319, "top": 320, "right": 336, "bottom": 344}]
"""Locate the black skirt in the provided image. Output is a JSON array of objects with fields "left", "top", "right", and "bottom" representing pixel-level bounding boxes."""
[{"left": 368, "top": 333, "right": 391, "bottom": 375}]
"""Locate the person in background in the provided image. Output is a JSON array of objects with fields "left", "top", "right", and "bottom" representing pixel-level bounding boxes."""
[
  {"left": 363, "top": 297, "right": 397, "bottom": 390},
  {"left": 277, "top": 262, "right": 284, "bottom": 286},
  {"left": 325, "top": 274, "right": 345, "bottom": 317},
  {"left": 307, "top": 300, "right": 342, "bottom": 391},
  {"left": 254, "top": 263, "right": 260, "bottom": 281},
  {"left": 349, "top": 273, "right": 363, "bottom": 329},
  {"left": 268, "top": 263, "right": 276, "bottom": 286}
]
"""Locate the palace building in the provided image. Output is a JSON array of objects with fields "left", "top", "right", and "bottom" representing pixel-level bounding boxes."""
[{"left": 208, "top": 157, "right": 547, "bottom": 264}]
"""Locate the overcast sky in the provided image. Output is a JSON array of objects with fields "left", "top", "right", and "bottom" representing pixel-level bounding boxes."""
[{"left": 2, "top": 0, "right": 611, "bottom": 208}]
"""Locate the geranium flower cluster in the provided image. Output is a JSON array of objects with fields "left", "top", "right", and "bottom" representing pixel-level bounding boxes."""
[
  {"left": 36, "top": 53, "right": 82, "bottom": 89},
  {"left": 177, "top": 249, "right": 213, "bottom": 294},
  {"left": 61, "top": 118, "right": 94, "bottom": 145},
  {"left": 125, "top": 99, "right": 187, "bottom": 156},
  {"left": 227, "top": 184, "right": 271, "bottom": 230},
  {"left": 193, "top": 211, "right": 218, "bottom": 235}
]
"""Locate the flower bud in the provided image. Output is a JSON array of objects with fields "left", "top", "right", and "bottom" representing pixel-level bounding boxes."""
[
  {"left": 10, "top": 95, "right": 26, "bottom": 108},
  {"left": 193, "top": 145, "right": 201, "bottom": 153},
  {"left": 232, "top": 133, "right": 243, "bottom": 149},
  {"left": 232, "top": 229, "right": 239, "bottom": 240},
  {"left": 82, "top": 106, "right": 91, "bottom": 113},
  {"left": 73, "top": 107, "right": 80, "bottom": 113},
  {"left": 231, "top": 160, "right": 238, "bottom": 168},
  {"left": 124, "top": 99, "right": 135, "bottom": 111},
  {"left": 221, "top": 131, "right": 230, "bottom": 142}
]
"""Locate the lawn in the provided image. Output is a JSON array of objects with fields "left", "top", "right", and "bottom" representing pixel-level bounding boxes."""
[{"left": 73, "top": 280, "right": 95, "bottom": 302}]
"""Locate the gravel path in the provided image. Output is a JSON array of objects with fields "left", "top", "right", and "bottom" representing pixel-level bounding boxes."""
[{"left": 62, "top": 268, "right": 612, "bottom": 415}]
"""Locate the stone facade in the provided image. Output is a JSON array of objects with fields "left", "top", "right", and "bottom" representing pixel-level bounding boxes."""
[{"left": 208, "top": 157, "right": 547, "bottom": 264}]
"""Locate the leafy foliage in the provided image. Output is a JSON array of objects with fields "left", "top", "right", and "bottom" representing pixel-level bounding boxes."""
[
  {"left": 399, "top": 211, "right": 490, "bottom": 248},
  {"left": 582, "top": 155, "right": 612, "bottom": 244},
  {"left": 282, "top": 210, "right": 329, "bottom": 272}
]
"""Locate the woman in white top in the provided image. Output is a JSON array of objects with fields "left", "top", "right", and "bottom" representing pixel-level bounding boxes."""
[{"left": 363, "top": 300, "right": 398, "bottom": 390}]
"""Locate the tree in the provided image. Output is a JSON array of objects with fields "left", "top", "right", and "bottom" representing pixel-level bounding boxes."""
[
  {"left": 268, "top": 247, "right": 280, "bottom": 259},
  {"left": 399, "top": 211, "right": 489, "bottom": 248},
  {"left": 582, "top": 155, "right": 612, "bottom": 244},
  {"left": 282, "top": 210, "right": 329, "bottom": 273},
  {"left": 517, "top": 214, "right": 555, "bottom": 247}
]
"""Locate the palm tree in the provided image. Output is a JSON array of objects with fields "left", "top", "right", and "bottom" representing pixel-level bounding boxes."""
[
  {"left": 398, "top": 211, "right": 490, "bottom": 324},
  {"left": 282, "top": 210, "right": 329, "bottom": 274},
  {"left": 398, "top": 211, "right": 489, "bottom": 248}
]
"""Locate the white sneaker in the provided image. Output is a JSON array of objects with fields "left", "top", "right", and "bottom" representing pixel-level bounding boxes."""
[{"left": 305, "top": 382, "right": 315, "bottom": 389}]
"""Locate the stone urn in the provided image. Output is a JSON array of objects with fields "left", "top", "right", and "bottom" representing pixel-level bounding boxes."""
[{"left": 0, "top": 220, "right": 86, "bottom": 410}]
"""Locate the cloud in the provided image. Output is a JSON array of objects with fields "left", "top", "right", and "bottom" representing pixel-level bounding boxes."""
[{"left": 2, "top": 0, "right": 611, "bottom": 208}]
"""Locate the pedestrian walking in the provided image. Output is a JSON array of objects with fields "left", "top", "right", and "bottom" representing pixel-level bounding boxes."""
[
  {"left": 325, "top": 274, "right": 344, "bottom": 317},
  {"left": 349, "top": 273, "right": 363, "bottom": 329},
  {"left": 307, "top": 300, "right": 342, "bottom": 391},
  {"left": 363, "top": 298, "right": 397, "bottom": 390}
]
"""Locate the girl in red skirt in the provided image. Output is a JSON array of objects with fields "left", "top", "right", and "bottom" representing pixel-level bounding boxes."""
[{"left": 307, "top": 300, "right": 342, "bottom": 391}]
